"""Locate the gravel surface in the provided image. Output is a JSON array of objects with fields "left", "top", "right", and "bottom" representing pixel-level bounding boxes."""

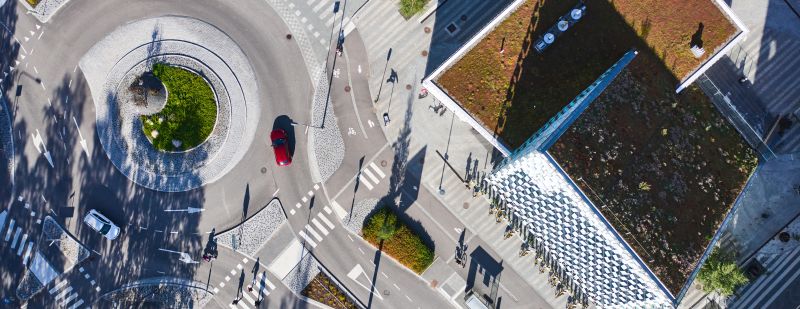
[
  {"left": 16, "top": 271, "right": 44, "bottom": 300},
  {"left": 283, "top": 251, "right": 321, "bottom": 294},
  {"left": 42, "top": 216, "right": 90, "bottom": 265},
  {"left": 80, "top": 16, "right": 260, "bottom": 192},
  {"left": 342, "top": 198, "right": 380, "bottom": 235},
  {"left": 23, "top": 0, "right": 71, "bottom": 22},
  {"left": 101, "top": 277, "right": 213, "bottom": 307},
  {"left": 309, "top": 72, "right": 345, "bottom": 182},
  {"left": 216, "top": 199, "right": 286, "bottom": 257}
]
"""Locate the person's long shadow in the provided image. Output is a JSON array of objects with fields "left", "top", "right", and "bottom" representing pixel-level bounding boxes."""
[{"left": 234, "top": 269, "right": 246, "bottom": 304}]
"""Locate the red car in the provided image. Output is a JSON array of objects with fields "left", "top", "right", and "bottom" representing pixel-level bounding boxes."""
[{"left": 270, "top": 129, "right": 292, "bottom": 166}]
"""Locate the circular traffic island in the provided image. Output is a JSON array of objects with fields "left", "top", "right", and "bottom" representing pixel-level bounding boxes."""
[{"left": 140, "top": 63, "right": 217, "bottom": 152}]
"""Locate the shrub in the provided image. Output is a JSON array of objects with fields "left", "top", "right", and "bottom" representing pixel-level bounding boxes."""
[
  {"left": 697, "top": 249, "right": 748, "bottom": 296},
  {"left": 399, "top": 0, "right": 429, "bottom": 19},
  {"left": 141, "top": 63, "right": 217, "bottom": 151},
  {"left": 362, "top": 207, "right": 434, "bottom": 273}
]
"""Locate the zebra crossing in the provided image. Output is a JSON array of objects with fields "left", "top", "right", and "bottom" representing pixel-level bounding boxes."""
[
  {"left": 216, "top": 257, "right": 278, "bottom": 309},
  {"left": 48, "top": 279, "right": 85, "bottom": 309},
  {"left": 0, "top": 210, "right": 37, "bottom": 266},
  {"left": 285, "top": 0, "right": 352, "bottom": 49},
  {"left": 732, "top": 246, "right": 800, "bottom": 309},
  {"left": 297, "top": 206, "right": 338, "bottom": 248},
  {"left": 356, "top": 161, "right": 386, "bottom": 191}
]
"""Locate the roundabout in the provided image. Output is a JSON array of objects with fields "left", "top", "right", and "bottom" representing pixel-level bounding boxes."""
[{"left": 80, "top": 16, "right": 262, "bottom": 192}]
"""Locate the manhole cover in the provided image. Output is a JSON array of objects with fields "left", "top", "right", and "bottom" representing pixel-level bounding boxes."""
[
  {"left": 406, "top": 84, "right": 412, "bottom": 90},
  {"left": 261, "top": 167, "right": 267, "bottom": 174},
  {"left": 344, "top": 85, "right": 351, "bottom": 92},
  {"left": 445, "top": 23, "right": 459, "bottom": 35},
  {"left": 463, "top": 202, "right": 470, "bottom": 209},
  {"left": 424, "top": 26, "right": 431, "bottom": 34},
  {"left": 431, "top": 279, "right": 438, "bottom": 288},
  {"left": 381, "top": 160, "right": 388, "bottom": 167},
  {"left": 460, "top": 15, "right": 468, "bottom": 21},
  {"left": 421, "top": 50, "right": 428, "bottom": 57}
]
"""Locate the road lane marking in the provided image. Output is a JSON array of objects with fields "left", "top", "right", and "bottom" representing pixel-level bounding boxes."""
[
  {"left": 323, "top": 206, "right": 332, "bottom": 214},
  {"left": 393, "top": 283, "right": 400, "bottom": 290},
  {"left": 381, "top": 272, "right": 388, "bottom": 279},
  {"left": 49, "top": 280, "right": 68, "bottom": 294},
  {"left": 272, "top": 188, "right": 280, "bottom": 197},
  {"left": 307, "top": 190, "right": 314, "bottom": 197},
  {"left": 290, "top": 209, "right": 296, "bottom": 215},
  {"left": 225, "top": 276, "right": 230, "bottom": 282},
  {"left": 295, "top": 203, "right": 302, "bottom": 209},
  {"left": 358, "top": 247, "right": 365, "bottom": 255},
  {"left": 358, "top": 175, "right": 374, "bottom": 190},
  {"left": 305, "top": 225, "right": 323, "bottom": 241},
  {"left": 11, "top": 227, "right": 22, "bottom": 249},
  {"left": 405, "top": 295, "right": 413, "bottom": 302},
  {"left": 330, "top": 201, "right": 348, "bottom": 219},
  {"left": 298, "top": 230, "right": 318, "bottom": 247},
  {"left": 62, "top": 293, "right": 78, "bottom": 307},
  {"left": 54, "top": 286, "right": 72, "bottom": 300},
  {"left": 314, "top": 184, "right": 319, "bottom": 190},
  {"left": 301, "top": 196, "right": 308, "bottom": 203},
  {"left": 242, "top": 292, "right": 256, "bottom": 305},
  {"left": 362, "top": 168, "right": 379, "bottom": 184},
  {"left": 369, "top": 162, "right": 386, "bottom": 178},
  {"left": 236, "top": 264, "right": 243, "bottom": 270},
  {"left": 23, "top": 242, "right": 34, "bottom": 265},
  {"left": 317, "top": 212, "right": 335, "bottom": 229},
  {"left": 17, "top": 234, "right": 28, "bottom": 255},
  {"left": 311, "top": 218, "right": 328, "bottom": 235},
  {"left": 230, "top": 270, "right": 236, "bottom": 275},
  {"left": 67, "top": 299, "right": 83, "bottom": 309}
]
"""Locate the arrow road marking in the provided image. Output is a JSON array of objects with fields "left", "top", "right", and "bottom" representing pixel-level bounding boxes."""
[
  {"left": 72, "top": 117, "right": 89, "bottom": 160},
  {"left": 347, "top": 264, "right": 384, "bottom": 300},
  {"left": 31, "top": 130, "right": 54, "bottom": 167}
]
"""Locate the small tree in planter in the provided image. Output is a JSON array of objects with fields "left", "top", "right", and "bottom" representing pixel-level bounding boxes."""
[{"left": 697, "top": 248, "right": 748, "bottom": 296}]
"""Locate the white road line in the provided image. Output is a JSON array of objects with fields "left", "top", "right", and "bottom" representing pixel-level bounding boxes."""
[
  {"left": 358, "top": 175, "right": 374, "bottom": 190},
  {"left": 381, "top": 272, "right": 388, "bottom": 279},
  {"left": 362, "top": 168, "right": 380, "bottom": 184},
  {"left": 311, "top": 218, "right": 328, "bottom": 235},
  {"left": 331, "top": 200, "right": 348, "bottom": 219},
  {"left": 317, "top": 212, "right": 335, "bottom": 229},
  {"left": 298, "top": 230, "right": 318, "bottom": 247},
  {"left": 220, "top": 282, "right": 226, "bottom": 288},
  {"left": 296, "top": 203, "right": 302, "bottom": 209},
  {"left": 54, "top": 286, "right": 72, "bottom": 300},
  {"left": 225, "top": 276, "right": 231, "bottom": 282},
  {"left": 314, "top": 184, "right": 320, "bottom": 190},
  {"left": 347, "top": 234, "right": 354, "bottom": 242},
  {"left": 237, "top": 302, "right": 251, "bottom": 309},
  {"left": 37, "top": 31, "right": 44, "bottom": 40},
  {"left": 23, "top": 242, "right": 34, "bottom": 265},
  {"left": 393, "top": 283, "right": 400, "bottom": 290},
  {"left": 0, "top": 211, "right": 6, "bottom": 235},
  {"left": 323, "top": 206, "right": 333, "bottom": 214},
  {"left": 312, "top": 0, "right": 328, "bottom": 13},
  {"left": 11, "top": 227, "right": 22, "bottom": 249},
  {"left": 369, "top": 162, "right": 386, "bottom": 178},
  {"left": 272, "top": 188, "right": 280, "bottom": 197},
  {"left": 228, "top": 304, "right": 238, "bottom": 309},
  {"left": 242, "top": 292, "right": 256, "bottom": 305},
  {"left": 243, "top": 258, "right": 249, "bottom": 263},
  {"left": 358, "top": 247, "right": 365, "bottom": 255},
  {"left": 67, "top": 299, "right": 84, "bottom": 309},
  {"left": 302, "top": 196, "right": 308, "bottom": 203},
  {"left": 5, "top": 219, "right": 15, "bottom": 241},
  {"left": 230, "top": 269, "right": 236, "bottom": 275},
  {"left": 405, "top": 295, "right": 413, "bottom": 302},
  {"left": 308, "top": 190, "right": 314, "bottom": 197},
  {"left": 62, "top": 293, "right": 78, "bottom": 306},
  {"left": 236, "top": 264, "right": 243, "bottom": 270},
  {"left": 290, "top": 209, "right": 296, "bottom": 215},
  {"left": 305, "top": 225, "right": 323, "bottom": 241},
  {"left": 17, "top": 234, "right": 28, "bottom": 255},
  {"left": 49, "top": 280, "right": 68, "bottom": 294}
]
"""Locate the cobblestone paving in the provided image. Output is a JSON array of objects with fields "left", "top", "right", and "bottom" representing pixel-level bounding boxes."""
[
  {"left": 80, "top": 16, "right": 260, "bottom": 192},
  {"left": 217, "top": 199, "right": 286, "bottom": 257},
  {"left": 101, "top": 277, "right": 213, "bottom": 308},
  {"left": 342, "top": 198, "right": 379, "bottom": 235},
  {"left": 22, "top": 0, "right": 72, "bottom": 22},
  {"left": 283, "top": 250, "right": 321, "bottom": 294},
  {"left": 309, "top": 72, "right": 345, "bottom": 182}
]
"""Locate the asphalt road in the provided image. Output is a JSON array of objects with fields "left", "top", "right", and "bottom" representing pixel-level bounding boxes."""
[{"left": 1, "top": 0, "right": 317, "bottom": 306}]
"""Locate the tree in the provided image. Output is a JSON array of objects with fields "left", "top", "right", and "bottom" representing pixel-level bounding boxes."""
[{"left": 697, "top": 248, "right": 748, "bottom": 296}]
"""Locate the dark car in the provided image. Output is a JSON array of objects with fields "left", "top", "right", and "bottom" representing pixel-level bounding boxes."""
[{"left": 270, "top": 129, "right": 291, "bottom": 166}]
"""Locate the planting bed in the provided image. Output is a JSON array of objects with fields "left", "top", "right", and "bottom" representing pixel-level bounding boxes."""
[
  {"left": 362, "top": 207, "right": 434, "bottom": 274},
  {"left": 549, "top": 63, "right": 757, "bottom": 294},
  {"left": 436, "top": 0, "right": 735, "bottom": 148},
  {"left": 302, "top": 273, "right": 358, "bottom": 309}
]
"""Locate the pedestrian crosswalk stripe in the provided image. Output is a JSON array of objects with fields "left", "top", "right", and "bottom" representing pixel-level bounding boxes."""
[
  {"left": 298, "top": 230, "right": 318, "bottom": 247},
  {"left": 305, "top": 224, "right": 323, "bottom": 241},
  {"left": 23, "top": 242, "right": 34, "bottom": 265},
  {"left": 228, "top": 304, "right": 238, "bottom": 309},
  {"left": 311, "top": 218, "right": 328, "bottom": 235},
  {"left": 0, "top": 210, "right": 7, "bottom": 235},
  {"left": 5, "top": 218, "right": 15, "bottom": 241},
  {"left": 54, "top": 286, "right": 72, "bottom": 300},
  {"left": 317, "top": 212, "right": 335, "bottom": 229},
  {"left": 236, "top": 264, "right": 243, "bottom": 270},
  {"left": 62, "top": 292, "right": 78, "bottom": 306},
  {"left": 11, "top": 227, "right": 22, "bottom": 249},
  {"left": 312, "top": 0, "right": 328, "bottom": 13},
  {"left": 68, "top": 299, "right": 84, "bottom": 309},
  {"left": 330, "top": 200, "right": 348, "bottom": 219},
  {"left": 230, "top": 269, "right": 236, "bottom": 275},
  {"left": 363, "top": 168, "right": 380, "bottom": 184},
  {"left": 242, "top": 291, "right": 256, "bottom": 305},
  {"left": 49, "top": 280, "right": 68, "bottom": 294},
  {"left": 358, "top": 175, "right": 374, "bottom": 190},
  {"left": 17, "top": 234, "right": 28, "bottom": 255},
  {"left": 323, "top": 206, "right": 333, "bottom": 215},
  {"left": 369, "top": 162, "right": 386, "bottom": 178}
]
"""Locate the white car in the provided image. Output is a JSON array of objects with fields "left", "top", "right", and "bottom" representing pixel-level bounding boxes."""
[{"left": 83, "top": 209, "right": 121, "bottom": 240}]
